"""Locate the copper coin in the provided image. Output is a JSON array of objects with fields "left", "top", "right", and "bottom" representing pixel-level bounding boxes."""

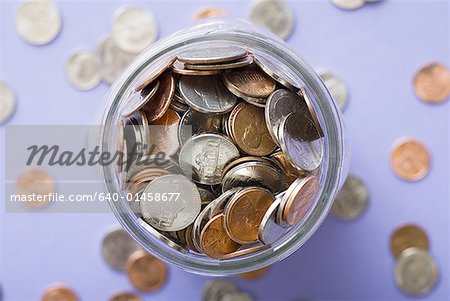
[
  {"left": 391, "top": 138, "right": 430, "bottom": 181},
  {"left": 270, "top": 151, "right": 307, "bottom": 186},
  {"left": 200, "top": 214, "right": 241, "bottom": 259},
  {"left": 224, "top": 187, "right": 275, "bottom": 244},
  {"left": 193, "top": 7, "right": 228, "bottom": 21},
  {"left": 238, "top": 266, "right": 270, "bottom": 280},
  {"left": 142, "top": 71, "right": 175, "bottom": 122},
  {"left": 171, "top": 60, "right": 222, "bottom": 76},
  {"left": 228, "top": 102, "right": 277, "bottom": 156},
  {"left": 148, "top": 108, "right": 180, "bottom": 156},
  {"left": 224, "top": 65, "right": 276, "bottom": 99},
  {"left": 219, "top": 244, "right": 269, "bottom": 260},
  {"left": 122, "top": 81, "right": 159, "bottom": 118},
  {"left": 109, "top": 291, "right": 142, "bottom": 301},
  {"left": 17, "top": 168, "right": 56, "bottom": 209},
  {"left": 133, "top": 56, "right": 176, "bottom": 92},
  {"left": 280, "top": 176, "right": 320, "bottom": 226},
  {"left": 390, "top": 224, "right": 430, "bottom": 258},
  {"left": 126, "top": 250, "right": 168, "bottom": 292},
  {"left": 222, "top": 156, "right": 274, "bottom": 177},
  {"left": 42, "top": 285, "right": 78, "bottom": 301},
  {"left": 413, "top": 63, "right": 450, "bottom": 104}
]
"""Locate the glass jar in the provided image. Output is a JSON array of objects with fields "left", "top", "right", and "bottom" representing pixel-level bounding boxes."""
[{"left": 99, "top": 19, "right": 349, "bottom": 276}]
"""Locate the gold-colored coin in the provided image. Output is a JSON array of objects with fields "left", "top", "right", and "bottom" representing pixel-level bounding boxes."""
[
  {"left": 126, "top": 250, "right": 168, "bottom": 292},
  {"left": 42, "top": 285, "right": 78, "bottom": 301},
  {"left": 238, "top": 266, "right": 270, "bottom": 280},
  {"left": 224, "top": 187, "right": 274, "bottom": 244},
  {"left": 193, "top": 7, "right": 228, "bottom": 21},
  {"left": 390, "top": 224, "right": 429, "bottom": 258},
  {"left": 391, "top": 138, "right": 430, "bottom": 181},
  {"left": 200, "top": 214, "right": 241, "bottom": 259},
  {"left": 414, "top": 63, "right": 450, "bottom": 104},
  {"left": 109, "top": 291, "right": 142, "bottom": 301},
  {"left": 228, "top": 102, "right": 277, "bottom": 156},
  {"left": 17, "top": 167, "right": 56, "bottom": 209},
  {"left": 224, "top": 65, "right": 276, "bottom": 99}
]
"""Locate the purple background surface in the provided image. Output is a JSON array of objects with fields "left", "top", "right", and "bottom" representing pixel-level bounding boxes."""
[{"left": 0, "top": 0, "right": 449, "bottom": 300}]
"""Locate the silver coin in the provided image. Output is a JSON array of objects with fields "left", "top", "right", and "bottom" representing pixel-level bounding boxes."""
[
  {"left": 278, "top": 112, "right": 324, "bottom": 171},
  {"left": 265, "top": 89, "right": 310, "bottom": 144},
  {"left": 179, "top": 133, "right": 239, "bottom": 184},
  {"left": 331, "top": 174, "right": 369, "bottom": 220},
  {"left": 101, "top": 226, "right": 141, "bottom": 271},
  {"left": 177, "top": 45, "right": 248, "bottom": 65},
  {"left": 179, "top": 76, "right": 238, "bottom": 114},
  {"left": 66, "top": 50, "right": 101, "bottom": 91},
  {"left": 202, "top": 280, "right": 239, "bottom": 301},
  {"left": 184, "top": 56, "right": 254, "bottom": 71},
  {"left": 140, "top": 174, "right": 201, "bottom": 231},
  {"left": 318, "top": 70, "right": 349, "bottom": 111},
  {"left": 300, "top": 87, "right": 324, "bottom": 137},
  {"left": 112, "top": 6, "right": 158, "bottom": 54},
  {"left": 221, "top": 292, "right": 255, "bottom": 301},
  {"left": 254, "top": 55, "right": 300, "bottom": 91},
  {"left": 133, "top": 56, "right": 176, "bottom": 92},
  {"left": 0, "top": 82, "right": 16, "bottom": 125},
  {"left": 15, "top": 0, "right": 62, "bottom": 46},
  {"left": 222, "top": 161, "right": 284, "bottom": 193},
  {"left": 249, "top": 0, "right": 295, "bottom": 40},
  {"left": 170, "top": 99, "right": 190, "bottom": 114},
  {"left": 171, "top": 60, "right": 223, "bottom": 76},
  {"left": 178, "top": 108, "right": 223, "bottom": 145},
  {"left": 198, "top": 188, "right": 216, "bottom": 206},
  {"left": 122, "top": 81, "right": 159, "bottom": 117},
  {"left": 395, "top": 247, "right": 439, "bottom": 296},
  {"left": 258, "top": 193, "right": 287, "bottom": 245},
  {"left": 120, "top": 139, "right": 128, "bottom": 190},
  {"left": 330, "top": 0, "right": 365, "bottom": 10},
  {"left": 96, "top": 36, "right": 136, "bottom": 85},
  {"left": 138, "top": 218, "right": 187, "bottom": 253}
]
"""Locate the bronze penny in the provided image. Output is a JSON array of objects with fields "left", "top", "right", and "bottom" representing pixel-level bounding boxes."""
[
  {"left": 391, "top": 138, "right": 430, "bottom": 181},
  {"left": 414, "top": 63, "right": 450, "bottom": 104},
  {"left": 200, "top": 214, "right": 241, "bottom": 259},
  {"left": 42, "top": 285, "right": 78, "bottom": 301},
  {"left": 142, "top": 71, "right": 175, "bottom": 122},
  {"left": 224, "top": 187, "right": 274, "bottom": 244},
  {"left": 185, "top": 224, "right": 201, "bottom": 253},
  {"left": 193, "top": 7, "right": 228, "bottom": 21},
  {"left": 148, "top": 108, "right": 180, "bottom": 156},
  {"left": 109, "top": 291, "right": 142, "bottom": 301},
  {"left": 222, "top": 156, "right": 274, "bottom": 177},
  {"left": 126, "top": 250, "right": 168, "bottom": 292},
  {"left": 270, "top": 151, "right": 308, "bottom": 186},
  {"left": 390, "top": 224, "right": 430, "bottom": 258},
  {"left": 224, "top": 65, "right": 276, "bottom": 99},
  {"left": 228, "top": 102, "right": 277, "bottom": 156},
  {"left": 171, "top": 60, "right": 222, "bottom": 76},
  {"left": 17, "top": 168, "right": 56, "bottom": 209},
  {"left": 238, "top": 266, "right": 270, "bottom": 280}
]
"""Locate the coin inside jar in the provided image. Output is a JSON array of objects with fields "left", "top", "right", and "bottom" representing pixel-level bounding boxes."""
[
  {"left": 178, "top": 108, "right": 223, "bottom": 145},
  {"left": 258, "top": 193, "right": 287, "bottom": 245},
  {"left": 200, "top": 214, "right": 241, "bottom": 259},
  {"left": 177, "top": 45, "right": 248, "bottom": 65},
  {"left": 142, "top": 71, "right": 175, "bottom": 122},
  {"left": 148, "top": 108, "right": 180, "bottom": 156},
  {"left": 126, "top": 250, "right": 168, "bottom": 292}
]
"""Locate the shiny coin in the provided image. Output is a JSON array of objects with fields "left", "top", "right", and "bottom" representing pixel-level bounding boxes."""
[
  {"left": 219, "top": 244, "right": 269, "bottom": 260},
  {"left": 221, "top": 292, "right": 254, "bottom": 301},
  {"left": 224, "top": 187, "right": 274, "bottom": 244},
  {"left": 200, "top": 214, "right": 241, "bottom": 259},
  {"left": 395, "top": 248, "right": 438, "bottom": 296},
  {"left": 249, "top": 0, "right": 294, "bottom": 40},
  {"left": 15, "top": 0, "right": 62, "bottom": 46},
  {"left": 270, "top": 151, "right": 307, "bottom": 187},
  {"left": 179, "top": 76, "right": 237, "bottom": 114},
  {"left": 228, "top": 102, "right": 277, "bottom": 156},
  {"left": 185, "top": 56, "right": 254, "bottom": 71},
  {"left": 300, "top": 87, "right": 323, "bottom": 137},
  {"left": 0, "top": 81, "right": 16, "bottom": 125},
  {"left": 142, "top": 71, "right": 175, "bottom": 121},
  {"left": 178, "top": 108, "right": 223, "bottom": 145},
  {"left": 390, "top": 224, "right": 429, "bottom": 258},
  {"left": 413, "top": 63, "right": 450, "bottom": 104},
  {"left": 112, "top": 7, "right": 158, "bottom": 54},
  {"left": 259, "top": 193, "right": 287, "bottom": 244},
  {"left": 66, "top": 50, "right": 101, "bottom": 91},
  {"left": 109, "top": 291, "right": 142, "bottom": 301},
  {"left": 148, "top": 108, "right": 180, "bottom": 156},
  {"left": 318, "top": 70, "right": 349, "bottom": 111},
  {"left": 193, "top": 7, "right": 228, "bottom": 21},
  {"left": 222, "top": 156, "right": 274, "bottom": 177},
  {"left": 391, "top": 138, "right": 430, "bottom": 181},
  {"left": 140, "top": 174, "right": 201, "bottom": 231},
  {"left": 254, "top": 55, "right": 299, "bottom": 91},
  {"left": 279, "top": 112, "right": 324, "bottom": 171},
  {"left": 331, "top": 174, "right": 368, "bottom": 220},
  {"left": 179, "top": 133, "right": 239, "bottom": 185},
  {"left": 122, "top": 82, "right": 159, "bottom": 118},
  {"left": 202, "top": 280, "right": 239, "bottom": 301},
  {"left": 171, "top": 60, "right": 222, "bottom": 76},
  {"left": 239, "top": 266, "right": 270, "bottom": 280},
  {"left": 101, "top": 226, "right": 141, "bottom": 271},
  {"left": 126, "top": 250, "right": 168, "bottom": 292},
  {"left": 42, "top": 284, "right": 78, "bottom": 301},
  {"left": 177, "top": 45, "right": 248, "bottom": 65},
  {"left": 134, "top": 57, "right": 176, "bottom": 92},
  {"left": 16, "top": 168, "right": 55, "bottom": 209},
  {"left": 170, "top": 98, "right": 190, "bottom": 114},
  {"left": 330, "top": 0, "right": 365, "bottom": 10},
  {"left": 278, "top": 176, "right": 320, "bottom": 227}
]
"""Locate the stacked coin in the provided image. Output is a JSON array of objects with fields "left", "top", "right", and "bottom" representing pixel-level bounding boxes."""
[{"left": 116, "top": 45, "right": 325, "bottom": 260}]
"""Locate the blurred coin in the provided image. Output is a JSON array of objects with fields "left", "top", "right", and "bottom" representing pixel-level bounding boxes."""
[
  {"left": 15, "top": 0, "right": 62, "bottom": 46},
  {"left": 148, "top": 108, "right": 180, "bottom": 156},
  {"left": 391, "top": 138, "right": 430, "bottom": 181},
  {"left": 101, "top": 226, "right": 141, "bottom": 271},
  {"left": 17, "top": 168, "right": 55, "bottom": 209},
  {"left": 126, "top": 250, "right": 168, "bottom": 292},
  {"left": 330, "top": 0, "right": 365, "bottom": 10},
  {"left": 171, "top": 60, "right": 222, "bottom": 76},
  {"left": 331, "top": 174, "right": 368, "bottom": 220},
  {"left": 202, "top": 280, "right": 239, "bottom": 301},
  {"left": 109, "top": 291, "right": 142, "bottom": 301},
  {"left": 177, "top": 46, "right": 247, "bottom": 65},
  {"left": 239, "top": 266, "right": 269, "bottom": 280},
  {"left": 390, "top": 224, "right": 429, "bottom": 258},
  {"left": 193, "top": 7, "right": 228, "bottom": 21},
  {"left": 259, "top": 193, "right": 287, "bottom": 244},
  {"left": 142, "top": 71, "right": 175, "bottom": 121},
  {"left": 178, "top": 108, "right": 222, "bottom": 145},
  {"left": 249, "top": 0, "right": 294, "bottom": 40},
  {"left": 42, "top": 284, "right": 78, "bottom": 301},
  {"left": 318, "top": 70, "right": 349, "bottom": 111},
  {"left": 395, "top": 248, "right": 438, "bottom": 296},
  {"left": 66, "top": 50, "right": 101, "bottom": 91},
  {"left": 254, "top": 56, "right": 300, "bottom": 91},
  {"left": 413, "top": 63, "right": 450, "bottom": 104},
  {"left": 200, "top": 214, "right": 241, "bottom": 259},
  {"left": 184, "top": 56, "right": 253, "bottom": 71},
  {"left": 0, "top": 81, "right": 16, "bottom": 125},
  {"left": 221, "top": 292, "right": 254, "bottom": 301},
  {"left": 112, "top": 7, "right": 158, "bottom": 54}
]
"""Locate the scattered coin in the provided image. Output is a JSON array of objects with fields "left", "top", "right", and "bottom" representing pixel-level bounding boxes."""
[
  {"left": 66, "top": 50, "right": 101, "bottom": 90},
  {"left": 200, "top": 214, "right": 241, "bottom": 259},
  {"left": 126, "top": 250, "right": 168, "bottom": 292},
  {"left": 177, "top": 46, "right": 248, "bottom": 65},
  {"left": 42, "top": 284, "right": 78, "bottom": 301},
  {"left": 16, "top": 168, "right": 55, "bottom": 209},
  {"left": 318, "top": 70, "right": 349, "bottom": 111},
  {"left": 249, "top": 0, "right": 295, "bottom": 40},
  {"left": 193, "top": 7, "right": 228, "bottom": 21},
  {"left": 239, "top": 266, "right": 270, "bottom": 280},
  {"left": 202, "top": 280, "right": 239, "bottom": 301},
  {"left": 221, "top": 292, "right": 255, "bottom": 301},
  {"left": 390, "top": 138, "right": 430, "bottom": 181},
  {"left": 331, "top": 174, "right": 368, "bottom": 220},
  {"left": 15, "top": 0, "right": 62, "bottom": 46},
  {"left": 390, "top": 224, "right": 429, "bottom": 258},
  {"left": 330, "top": 0, "right": 366, "bottom": 10},
  {"left": 109, "top": 291, "right": 142, "bottom": 301},
  {"left": 413, "top": 63, "right": 450, "bottom": 104},
  {"left": 101, "top": 226, "right": 141, "bottom": 271},
  {"left": 0, "top": 81, "right": 16, "bottom": 125}
]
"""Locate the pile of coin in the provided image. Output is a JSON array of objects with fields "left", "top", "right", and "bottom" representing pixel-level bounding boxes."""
[{"left": 117, "top": 45, "right": 324, "bottom": 260}]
